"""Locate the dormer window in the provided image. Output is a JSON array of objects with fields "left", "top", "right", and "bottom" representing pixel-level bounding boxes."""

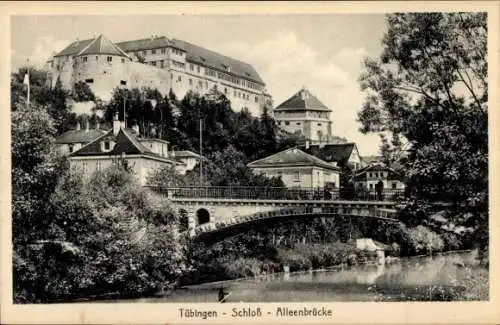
[{"left": 101, "top": 140, "right": 115, "bottom": 152}]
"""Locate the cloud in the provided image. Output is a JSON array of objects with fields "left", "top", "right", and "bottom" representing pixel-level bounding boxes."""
[
  {"left": 216, "top": 31, "right": 381, "bottom": 156},
  {"left": 12, "top": 36, "right": 69, "bottom": 69}
]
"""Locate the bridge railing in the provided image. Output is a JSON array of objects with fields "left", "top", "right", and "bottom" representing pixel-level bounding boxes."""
[{"left": 146, "top": 186, "right": 405, "bottom": 201}]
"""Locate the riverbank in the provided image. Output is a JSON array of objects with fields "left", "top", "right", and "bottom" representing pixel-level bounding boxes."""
[{"left": 128, "top": 251, "right": 488, "bottom": 303}]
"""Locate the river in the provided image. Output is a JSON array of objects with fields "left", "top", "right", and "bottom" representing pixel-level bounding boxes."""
[{"left": 128, "top": 251, "right": 488, "bottom": 302}]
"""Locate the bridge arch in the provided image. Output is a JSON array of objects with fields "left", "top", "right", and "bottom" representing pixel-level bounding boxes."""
[{"left": 196, "top": 208, "right": 210, "bottom": 225}]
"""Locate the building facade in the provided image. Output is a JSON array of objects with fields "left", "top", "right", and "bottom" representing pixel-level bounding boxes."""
[
  {"left": 48, "top": 34, "right": 269, "bottom": 115},
  {"left": 354, "top": 163, "right": 406, "bottom": 191},
  {"left": 247, "top": 148, "right": 341, "bottom": 188},
  {"left": 67, "top": 115, "right": 184, "bottom": 186},
  {"left": 273, "top": 88, "right": 333, "bottom": 142}
]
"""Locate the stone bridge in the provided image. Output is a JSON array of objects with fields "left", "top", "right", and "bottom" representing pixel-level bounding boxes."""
[{"left": 149, "top": 189, "right": 399, "bottom": 240}]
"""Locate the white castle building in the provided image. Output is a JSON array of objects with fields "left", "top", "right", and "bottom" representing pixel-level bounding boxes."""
[{"left": 47, "top": 34, "right": 272, "bottom": 115}]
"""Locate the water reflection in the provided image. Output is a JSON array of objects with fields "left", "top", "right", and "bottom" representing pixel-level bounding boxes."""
[{"left": 130, "top": 251, "right": 484, "bottom": 303}]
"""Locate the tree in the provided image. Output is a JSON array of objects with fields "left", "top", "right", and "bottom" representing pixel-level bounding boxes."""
[
  {"left": 11, "top": 104, "right": 66, "bottom": 246},
  {"left": 357, "top": 13, "right": 488, "bottom": 254},
  {"left": 358, "top": 13, "right": 487, "bottom": 206},
  {"left": 14, "top": 164, "right": 187, "bottom": 302},
  {"left": 72, "top": 81, "right": 96, "bottom": 102}
]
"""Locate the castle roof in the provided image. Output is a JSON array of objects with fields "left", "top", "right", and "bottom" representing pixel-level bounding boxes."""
[
  {"left": 116, "top": 36, "right": 182, "bottom": 52},
  {"left": 275, "top": 88, "right": 331, "bottom": 112},
  {"left": 55, "top": 34, "right": 129, "bottom": 58},
  {"left": 54, "top": 38, "right": 95, "bottom": 57},
  {"left": 247, "top": 148, "right": 340, "bottom": 171},
  {"left": 171, "top": 39, "right": 265, "bottom": 86},
  {"left": 77, "top": 34, "right": 129, "bottom": 57}
]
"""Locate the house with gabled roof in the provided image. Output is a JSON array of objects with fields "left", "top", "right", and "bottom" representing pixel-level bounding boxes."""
[
  {"left": 55, "top": 120, "right": 107, "bottom": 155},
  {"left": 353, "top": 162, "right": 405, "bottom": 191},
  {"left": 247, "top": 147, "right": 341, "bottom": 188},
  {"left": 300, "top": 142, "right": 362, "bottom": 171},
  {"left": 68, "top": 115, "right": 184, "bottom": 186}
]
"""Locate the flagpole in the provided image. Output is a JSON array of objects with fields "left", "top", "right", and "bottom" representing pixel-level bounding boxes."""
[{"left": 26, "top": 58, "right": 30, "bottom": 108}]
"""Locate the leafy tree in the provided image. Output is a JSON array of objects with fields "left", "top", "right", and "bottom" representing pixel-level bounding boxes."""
[
  {"left": 72, "top": 81, "right": 96, "bottom": 102},
  {"left": 357, "top": 12, "right": 488, "bottom": 257},
  {"left": 14, "top": 164, "right": 187, "bottom": 302},
  {"left": 11, "top": 104, "right": 67, "bottom": 246}
]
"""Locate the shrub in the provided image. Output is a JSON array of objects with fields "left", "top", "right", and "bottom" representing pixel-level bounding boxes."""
[
  {"left": 224, "top": 257, "right": 263, "bottom": 279},
  {"left": 13, "top": 165, "right": 187, "bottom": 303}
]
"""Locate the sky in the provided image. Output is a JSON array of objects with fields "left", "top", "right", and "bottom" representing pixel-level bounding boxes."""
[{"left": 11, "top": 14, "right": 388, "bottom": 156}]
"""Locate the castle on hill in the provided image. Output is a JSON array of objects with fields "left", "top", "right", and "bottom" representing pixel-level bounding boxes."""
[{"left": 46, "top": 34, "right": 272, "bottom": 115}]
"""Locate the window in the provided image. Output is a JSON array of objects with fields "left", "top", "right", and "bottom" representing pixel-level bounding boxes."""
[
  {"left": 121, "top": 58, "right": 125, "bottom": 63},
  {"left": 104, "top": 141, "right": 110, "bottom": 150},
  {"left": 82, "top": 162, "right": 88, "bottom": 174},
  {"left": 197, "top": 65, "right": 200, "bottom": 73},
  {"left": 152, "top": 61, "right": 157, "bottom": 66},
  {"left": 198, "top": 80, "right": 202, "bottom": 87},
  {"left": 120, "top": 80, "right": 127, "bottom": 86},
  {"left": 369, "top": 184, "right": 374, "bottom": 189},
  {"left": 96, "top": 161, "right": 101, "bottom": 171},
  {"left": 85, "top": 78, "right": 94, "bottom": 83},
  {"left": 234, "top": 90, "right": 237, "bottom": 97},
  {"left": 152, "top": 49, "right": 156, "bottom": 54},
  {"left": 285, "top": 121, "right": 290, "bottom": 126},
  {"left": 177, "top": 75, "right": 182, "bottom": 82},
  {"left": 68, "top": 144, "right": 74, "bottom": 153},
  {"left": 205, "top": 81, "right": 208, "bottom": 89},
  {"left": 83, "top": 56, "right": 87, "bottom": 62},
  {"left": 161, "top": 48, "right": 166, "bottom": 54},
  {"left": 255, "top": 96, "right": 259, "bottom": 103},
  {"left": 107, "top": 56, "right": 112, "bottom": 62},
  {"left": 296, "top": 122, "right": 301, "bottom": 125},
  {"left": 189, "top": 78, "right": 193, "bottom": 85},
  {"left": 392, "top": 182, "right": 397, "bottom": 189},
  {"left": 368, "top": 172, "right": 372, "bottom": 178},
  {"left": 293, "top": 171, "right": 300, "bottom": 182},
  {"left": 190, "top": 63, "right": 194, "bottom": 71},
  {"left": 318, "top": 123, "right": 322, "bottom": 126}
]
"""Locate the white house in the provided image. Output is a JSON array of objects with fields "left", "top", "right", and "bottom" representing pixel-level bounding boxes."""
[{"left": 247, "top": 147, "right": 341, "bottom": 188}]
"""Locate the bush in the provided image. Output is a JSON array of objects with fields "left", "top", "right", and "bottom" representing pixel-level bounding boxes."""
[
  {"left": 224, "top": 257, "right": 263, "bottom": 279},
  {"left": 13, "top": 164, "right": 187, "bottom": 303}
]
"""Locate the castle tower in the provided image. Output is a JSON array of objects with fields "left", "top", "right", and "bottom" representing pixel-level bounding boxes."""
[
  {"left": 273, "top": 87, "right": 333, "bottom": 143},
  {"left": 72, "top": 34, "right": 131, "bottom": 101}
]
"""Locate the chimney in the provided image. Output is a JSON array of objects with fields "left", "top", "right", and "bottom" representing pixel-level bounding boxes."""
[
  {"left": 76, "top": 122, "right": 81, "bottom": 131},
  {"left": 85, "top": 119, "right": 90, "bottom": 132},
  {"left": 305, "top": 140, "right": 310, "bottom": 150},
  {"left": 113, "top": 113, "right": 121, "bottom": 135}
]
